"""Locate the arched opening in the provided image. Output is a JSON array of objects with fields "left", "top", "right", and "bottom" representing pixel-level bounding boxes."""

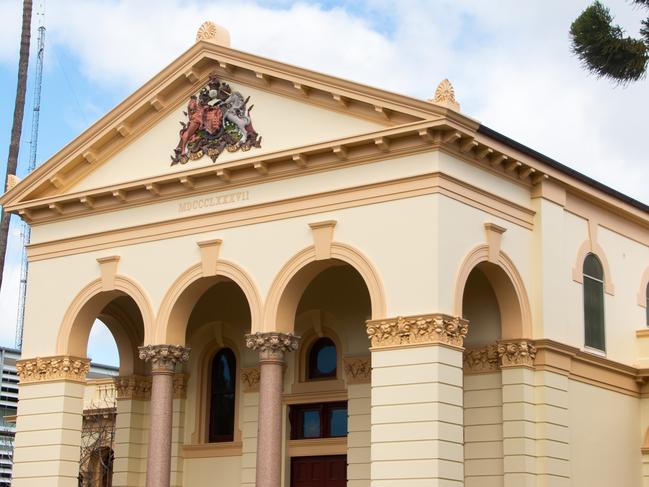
[
  {"left": 175, "top": 276, "right": 253, "bottom": 447},
  {"left": 462, "top": 265, "right": 502, "bottom": 348},
  {"left": 61, "top": 287, "right": 147, "bottom": 487},
  {"left": 461, "top": 260, "right": 524, "bottom": 487},
  {"left": 281, "top": 260, "right": 372, "bottom": 486}
]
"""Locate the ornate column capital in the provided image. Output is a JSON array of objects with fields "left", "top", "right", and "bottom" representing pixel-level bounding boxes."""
[
  {"left": 16, "top": 355, "right": 90, "bottom": 384},
  {"left": 245, "top": 332, "right": 300, "bottom": 362},
  {"left": 241, "top": 367, "right": 261, "bottom": 392},
  {"left": 463, "top": 344, "right": 500, "bottom": 373},
  {"left": 138, "top": 345, "right": 190, "bottom": 373},
  {"left": 343, "top": 356, "right": 371, "bottom": 384},
  {"left": 115, "top": 375, "right": 151, "bottom": 400},
  {"left": 463, "top": 340, "right": 537, "bottom": 373},
  {"left": 497, "top": 340, "right": 537, "bottom": 368},
  {"left": 366, "top": 314, "right": 469, "bottom": 349}
]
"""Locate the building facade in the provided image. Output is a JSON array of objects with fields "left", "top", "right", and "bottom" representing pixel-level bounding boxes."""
[{"left": 2, "top": 21, "right": 649, "bottom": 487}]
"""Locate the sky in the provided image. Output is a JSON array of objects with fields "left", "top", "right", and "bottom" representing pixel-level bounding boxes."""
[{"left": 0, "top": 0, "right": 647, "bottom": 366}]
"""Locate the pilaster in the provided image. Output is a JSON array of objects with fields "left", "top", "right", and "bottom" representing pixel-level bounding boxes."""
[
  {"left": 12, "top": 355, "right": 90, "bottom": 487},
  {"left": 345, "top": 356, "right": 371, "bottom": 487},
  {"left": 112, "top": 375, "right": 151, "bottom": 487},
  {"left": 367, "top": 314, "right": 468, "bottom": 487},
  {"left": 499, "top": 342, "right": 537, "bottom": 487},
  {"left": 463, "top": 345, "right": 504, "bottom": 487},
  {"left": 240, "top": 367, "right": 260, "bottom": 487}
]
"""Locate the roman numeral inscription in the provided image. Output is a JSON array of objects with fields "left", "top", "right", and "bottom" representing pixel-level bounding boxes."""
[{"left": 177, "top": 190, "right": 250, "bottom": 213}]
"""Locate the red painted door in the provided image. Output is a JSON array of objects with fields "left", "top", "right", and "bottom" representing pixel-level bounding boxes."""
[{"left": 291, "top": 455, "right": 347, "bottom": 487}]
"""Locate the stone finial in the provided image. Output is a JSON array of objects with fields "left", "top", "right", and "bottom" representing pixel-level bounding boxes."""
[
  {"left": 196, "top": 21, "right": 231, "bottom": 47},
  {"left": 5, "top": 174, "right": 20, "bottom": 192},
  {"left": 428, "top": 79, "right": 460, "bottom": 111}
]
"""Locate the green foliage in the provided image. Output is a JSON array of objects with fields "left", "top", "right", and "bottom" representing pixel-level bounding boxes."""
[{"left": 570, "top": 1, "right": 649, "bottom": 84}]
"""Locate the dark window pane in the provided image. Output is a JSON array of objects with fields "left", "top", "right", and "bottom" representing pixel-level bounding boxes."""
[
  {"left": 302, "top": 410, "right": 321, "bottom": 438},
  {"left": 328, "top": 407, "right": 348, "bottom": 437},
  {"left": 646, "top": 284, "right": 649, "bottom": 327},
  {"left": 584, "top": 277, "right": 605, "bottom": 351},
  {"left": 583, "top": 254, "right": 603, "bottom": 280},
  {"left": 308, "top": 337, "right": 337, "bottom": 379},
  {"left": 209, "top": 348, "right": 236, "bottom": 442}
]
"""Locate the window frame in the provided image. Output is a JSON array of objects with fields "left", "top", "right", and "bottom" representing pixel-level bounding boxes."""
[
  {"left": 289, "top": 401, "right": 348, "bottom": 440},
  {"left": 583, "top": 253, "right": 606, "bottom": 352},
  {"left": 307, "top": 336, "right": 338, "bottom": 380},
  {"left": 208, "top": 347, "right": 237, "bottom": 443}
]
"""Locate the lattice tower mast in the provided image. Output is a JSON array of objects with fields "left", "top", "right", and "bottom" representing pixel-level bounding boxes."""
[{"left": 16, "top": 8, "right": 45, "bottom": 350}]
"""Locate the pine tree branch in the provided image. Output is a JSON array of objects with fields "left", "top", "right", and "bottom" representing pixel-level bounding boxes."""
[{"left": 570, "top": 1, "right": 649, "bottom": 84}]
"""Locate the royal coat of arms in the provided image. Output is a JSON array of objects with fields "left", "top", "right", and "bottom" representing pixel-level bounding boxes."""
[{"left": 171, "top": 72, "right": 262, "bottom": 165}]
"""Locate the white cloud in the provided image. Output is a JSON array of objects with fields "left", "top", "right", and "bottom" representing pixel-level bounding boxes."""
[
  {"left": 1, "top": 1, "right": 648, "bottom": 348},
  {"left": 0, "top": 219, "right": 24, "bottom": 349},
  {"left": 32, "top": 0, "right": 647, "bottom": 203}
]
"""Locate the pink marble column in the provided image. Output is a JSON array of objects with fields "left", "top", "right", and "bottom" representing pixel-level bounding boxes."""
[
  {"left": 138, "top": 345, "right": 190, "bottom": 487},
  {"left": 245, "top": 332, "right": 299, "bottom": 487}
]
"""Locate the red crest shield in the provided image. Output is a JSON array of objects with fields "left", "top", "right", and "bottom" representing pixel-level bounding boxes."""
[{"left": 203, "top": 106, "right": 223, "bottom": 135}]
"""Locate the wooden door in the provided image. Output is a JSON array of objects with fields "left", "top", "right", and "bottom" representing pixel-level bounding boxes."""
[{"left": 290, "top": 455, "right": 346, "bottom": 487}]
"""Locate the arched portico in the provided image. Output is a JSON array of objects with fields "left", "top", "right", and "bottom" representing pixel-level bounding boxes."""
[
  {"left": 155, "top": 260, "right": 262, "bottom": 345},
  {"left": 262, "top": 242, "right": 386, "bottom": 333},
  {"left": 56, "top": 275, "right": 154, "bottom": 375},
  {"left": 454, "top": 244, "right": 532, "bottom": 340}
]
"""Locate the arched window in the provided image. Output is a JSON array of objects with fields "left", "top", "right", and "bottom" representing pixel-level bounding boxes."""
[
  {"left": 307, "top": 337, "right": 337, "bottom": 379},
  {"left": 209, "top": 348, "right": 236, "bottom": 442},
  {"left": 583, "top": 254, "right": 605, "bottom": 351}
]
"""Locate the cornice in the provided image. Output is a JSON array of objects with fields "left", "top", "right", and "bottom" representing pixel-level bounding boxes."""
[
  {"left": 25, "top": 171, "right": 535, "bottom": 262},
  {"left": 366, "top": 314, "right": 469, "bottom": 349},
  {"left": 10, "top": 119, "right": 546, "bottom": 225}
]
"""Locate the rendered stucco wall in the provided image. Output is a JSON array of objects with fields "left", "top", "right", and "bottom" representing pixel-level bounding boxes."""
[
  {"left": 569, "top": 380, "right": 641, "bottom": 487},
  {"left": 464, "top": 372, "right": 503, "bottom": 487}
]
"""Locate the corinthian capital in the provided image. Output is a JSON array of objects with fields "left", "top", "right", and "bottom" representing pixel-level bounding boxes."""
[
  {"left": 16, "top": 355, "right": 90, "bottom": 384},
  {"left": 366, "top": 314, "right": 469, "bottom": 349},
  {"left": 497, "top": 340, "right": 536, "bottom": 368},
  {"left": 138, "top": 344, "right": 190, "bottom": 373},
  {"left": 245, "top": 332, "right": 300, "bottom": 361}
]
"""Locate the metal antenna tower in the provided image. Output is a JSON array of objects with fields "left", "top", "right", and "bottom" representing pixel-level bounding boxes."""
[{"left": 15, "top": 8, "right": 46, "bottom": 350}]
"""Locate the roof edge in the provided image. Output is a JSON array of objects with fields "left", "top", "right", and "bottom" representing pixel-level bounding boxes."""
[{"left": 478, "top": 124, "right": 649, "bottom": 215}]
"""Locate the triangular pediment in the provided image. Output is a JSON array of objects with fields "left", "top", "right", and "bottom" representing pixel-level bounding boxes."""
[
  {"left": 1, "top": 40, "right": 479, "bottom": 220},
  {"left": 66, "top": 78, "right": 388, "bottom": 193}
]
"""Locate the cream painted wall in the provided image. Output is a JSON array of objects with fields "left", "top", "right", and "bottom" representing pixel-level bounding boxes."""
[
  {"left": 436, "top": 194, "right": 534, "bottom": 317},
  {"left": 31, "top": 151, "right": 440, "bottom": 243},
  {"left": 69, "top": 81, "right": 385, "bottom": 193},
  {"left": 437, "top": 152, "right": 531, "bottom": 209},
  {"left": 597, "top": 226, "right": 649, "bottom": 363},
  {"left": 464, "top": 372, "right": 504, "bottom": 487},
  {"left": 23, "top": 194, "right": 440, "bottom": 357},
  {"left": 569, "top": 380, "right": 642, "bottom": 487},
  {"left": 182, "top": 456, "right": 241, "bottom": 486}
]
